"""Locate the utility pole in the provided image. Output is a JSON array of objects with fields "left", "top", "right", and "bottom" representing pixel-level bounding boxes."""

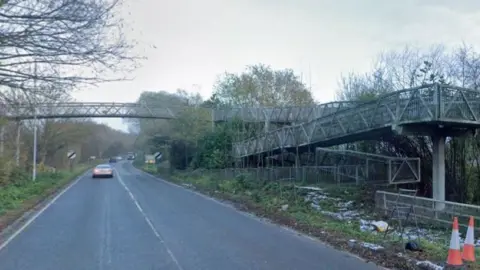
[
  {"left": 32, "top": 63, "right": 37, "bottom": 181},
  {"left": 15, "top": 121, "right": 21, "bottom": 166}
]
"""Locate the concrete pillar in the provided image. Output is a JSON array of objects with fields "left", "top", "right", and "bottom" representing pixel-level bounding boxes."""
[
  {"left": 15, "top": 121, "right": 21, "bottom": 166},
  {"left": 432, "top": 135, "right": 446, "bottom": 210}
]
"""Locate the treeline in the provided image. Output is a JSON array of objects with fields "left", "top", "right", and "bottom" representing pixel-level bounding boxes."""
[
  {"left": 131, "top": 45, "right": 480, "bottom": 204},
  {"left": 3, "top": 119, "right": 134, "bottom": 165},
  {"left": 0, "top": 117, "right": 135, "bottom": 186},
  {"left": 0, "top": 0, "right": 136, "bottom": 184}
]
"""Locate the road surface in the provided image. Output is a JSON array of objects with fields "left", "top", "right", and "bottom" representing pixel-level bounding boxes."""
[{"left": 0, "top": 161, "right": 382, "bottom": 270}]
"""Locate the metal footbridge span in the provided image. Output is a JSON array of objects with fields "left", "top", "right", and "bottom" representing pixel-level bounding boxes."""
[
  {"left": 232, "top": 84, "right": 480, "bottom": 158},
  {"left": 2, "top": 101, "right": 359, "bottom": 123},
  {"left": 1, "top": 102, "right": 183, "bottom": 120}
]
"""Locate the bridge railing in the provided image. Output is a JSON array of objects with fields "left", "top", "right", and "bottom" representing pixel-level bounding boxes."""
[
  {"left": 212, "top": 101, "right": 359, "bottom": 123},
  {"left": 232, "top": 84, "right": 480, "bottom": 157}
]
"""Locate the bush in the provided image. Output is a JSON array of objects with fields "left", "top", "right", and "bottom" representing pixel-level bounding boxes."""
[{"left": 0, "top": 165, "right": 88, "bottom": 216}]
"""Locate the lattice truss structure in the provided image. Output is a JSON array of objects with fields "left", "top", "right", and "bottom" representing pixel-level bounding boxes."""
[
  {"left": 0, "top": 102, "right": 193, "bottom": 120},
  {"left": 315, "top": 147, "right": 421, "bottom": 184},
  {"left": 213, "top": 101, "right": 359, "bottom": 123},
  {"left": 233, "top": 84, "right": 480, "bottom": 158}
]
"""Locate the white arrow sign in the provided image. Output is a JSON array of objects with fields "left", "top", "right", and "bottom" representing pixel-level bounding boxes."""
[
  {"left": 67, "top": 150, "right": 76, "bottom": 160},
  {"left": 154, "top": 152, "right": 162, "bottom": 160}
]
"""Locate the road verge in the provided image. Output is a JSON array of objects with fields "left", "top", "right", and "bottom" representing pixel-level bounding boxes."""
[{"left": 0, "top": 164, "right": 94, "bottom": 235}]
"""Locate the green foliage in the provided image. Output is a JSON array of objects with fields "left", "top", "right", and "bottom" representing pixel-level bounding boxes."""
[
  {"left": 169, "top": 140, "right": 196, "bottom": 170},
  {"left": 192, "top": 125, "right": 233, "bottom": 169},
  {"left": 0, "top": 165, "right": 89, "bottom": 216},
  {"left": 213, "top": 63, "right": 315, "bottom": 106}
]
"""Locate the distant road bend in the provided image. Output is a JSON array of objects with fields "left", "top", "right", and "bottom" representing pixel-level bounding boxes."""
[{"left": 0, "top": 161, "right": 382, "bottom": 270}]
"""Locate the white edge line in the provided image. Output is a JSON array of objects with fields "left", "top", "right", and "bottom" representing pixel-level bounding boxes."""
[
  {"left": 132, "top": 166, "right": 392, "bottom": 270},
  {"left": 0, "top": 170, "right": 90, "bottom": 251},
  {"left": 114, "top": 169, "right": 184, "bottom": 270}
]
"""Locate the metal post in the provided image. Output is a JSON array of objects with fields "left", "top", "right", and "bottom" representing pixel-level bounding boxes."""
[
  {"left": 32, "top": 62, "right": 37, "bottom": 181},
  {"left": 33, "top": 108, "right": 37, "bottom": 181},
  {"left": 15, "top": 121, "right": 21, "bottom": 166}
]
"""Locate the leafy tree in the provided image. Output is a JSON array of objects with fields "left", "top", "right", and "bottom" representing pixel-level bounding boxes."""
[
  {"left": 169, "top": 140, "right": 196, "bottom": 170},
  {"left": 213, "top": 64, "right": 315, "bottom": 107}
]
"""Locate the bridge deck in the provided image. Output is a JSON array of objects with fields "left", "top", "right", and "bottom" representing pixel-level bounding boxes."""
[{"left": 233, "top": 84, "right": 480, "bottom": 158}]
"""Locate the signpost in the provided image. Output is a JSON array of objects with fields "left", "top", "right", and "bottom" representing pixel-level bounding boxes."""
[
  {"left": 67, "top": 150, "right": 76, "bottom": 172},
  {"left": 154, "top": 152, "right": 162, "bottom": 161},
  {"left": 144, "top": 154, "right": 155, "bottom": 164}
]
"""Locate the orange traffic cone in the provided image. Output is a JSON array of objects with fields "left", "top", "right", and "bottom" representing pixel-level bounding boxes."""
[
  {"left": 462, "top": 216, "right": 476, "bottom": 262},
  {"left": 447, "top": 217, "right": 463, "bottom": 266}
]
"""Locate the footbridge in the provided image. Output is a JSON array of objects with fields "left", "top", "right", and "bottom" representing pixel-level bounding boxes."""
[
  {"left": 232, "top": 84, "right": 480, "bottom": 204},
  {"left": 0, "top": 102, "right": 186, "bottom": 120},
  {"left": 1, "top": 100, "right": 359, "bottom": 123}
]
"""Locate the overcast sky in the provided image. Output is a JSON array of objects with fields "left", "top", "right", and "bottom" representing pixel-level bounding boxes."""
[{"left": 71, "top": 0, "right": 480, "bottom": 131}]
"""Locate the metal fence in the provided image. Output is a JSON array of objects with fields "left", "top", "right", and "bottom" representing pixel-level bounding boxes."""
[
  {"left": 187, "top": 166, "right": 388, "bottom": 185},
  {"left": 375, "top": 190, "right": 480, "bottom": 230},
  {"left": 315, "top": 147, "right": 421, "bottom": 184}
]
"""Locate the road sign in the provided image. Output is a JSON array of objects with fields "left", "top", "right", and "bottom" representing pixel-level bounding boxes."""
[
  {"left": 145, "top": 155, "right": 155, "bottom": 164},
  {"left": 67, "top": 150, "right": 76, "bottom": 160},
  {"left": 154, "top": 152, "right": 162, "bottom": 160}
]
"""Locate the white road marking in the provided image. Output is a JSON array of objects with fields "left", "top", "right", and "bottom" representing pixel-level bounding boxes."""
[
  {"left": 0, "top": 170, "right": 90, "bottom": 251},
  {"left": 115, "top": 169, "right": 183, "bottom": 270},
  {"left": 131, "top": 166, "right": 392, "bottom": 269}
]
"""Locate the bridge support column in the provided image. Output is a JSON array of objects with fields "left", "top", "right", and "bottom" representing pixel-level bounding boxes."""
[{"left": 432, "top": 135, "right": 445, "bottom": 210}]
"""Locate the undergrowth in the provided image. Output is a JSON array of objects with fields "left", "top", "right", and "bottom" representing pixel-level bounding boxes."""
[{"left": 0, "top": 165, "right": 90, "bottom": 216}]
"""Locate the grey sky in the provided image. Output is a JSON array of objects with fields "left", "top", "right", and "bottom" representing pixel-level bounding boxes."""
[{"left": 71, "top": 0, "right": 480, "bottom": 131}]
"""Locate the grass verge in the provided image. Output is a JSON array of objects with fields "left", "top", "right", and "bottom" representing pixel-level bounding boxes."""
[
  {"left": 0, "top": 164, "right": 94, "bottom": 232},
  {"left": 141, "top": 165, "right": 479, "bottom": 270}
]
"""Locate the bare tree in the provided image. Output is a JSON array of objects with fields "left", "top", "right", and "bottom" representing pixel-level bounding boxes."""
[{"left": 0, "top": 0, "right": 138, "bottom": 101}]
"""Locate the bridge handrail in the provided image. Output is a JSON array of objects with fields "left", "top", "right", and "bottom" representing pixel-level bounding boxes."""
[{"left": 212, "top": 101, "right": 361, "bottom": 123}]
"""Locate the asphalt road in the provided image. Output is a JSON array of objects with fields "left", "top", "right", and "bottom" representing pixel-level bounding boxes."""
[{"left": 0, "top": 161, "right": 383, "bottom": 270}]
